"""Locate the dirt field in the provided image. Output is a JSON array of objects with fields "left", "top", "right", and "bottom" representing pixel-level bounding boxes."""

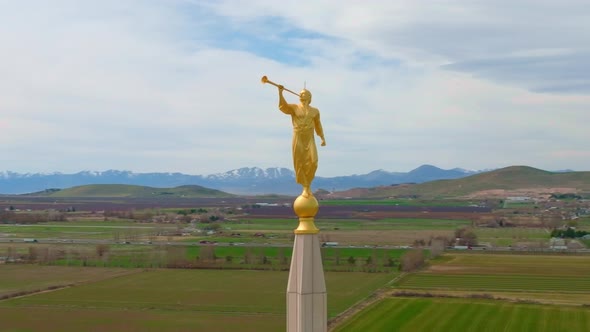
[{"left": 0, "top": 265, "right": 137, "bottom": 297}]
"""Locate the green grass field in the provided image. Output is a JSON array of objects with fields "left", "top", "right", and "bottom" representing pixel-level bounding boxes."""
[
  {"left": 393, "top": 253, "right": 590, "bottom": 305},
  {"left": 48, "top": 220, "right": 142, "bottom": 227},
  {"left": 36, "top": 244, "right": 405, "bottom": 272},
  {"left": 184, "top": 246, "right": 406, "bottom": 261},
  {"left": 576, "top": 217, "right": 590, "bottom": 231},
  {"left": 397, "top": 274, "right": 590, "bottom": 293},
  {"left": 0, "top": 267, "right": 396, "bottom": 331},
  {"left": 371, "top": 218, "right": 470, "bottom": 230},
  {"left": 226, "top": 217, "right": 471, "bottom": 232},
  {"left": 225, "top": 218, "right": 299, "bottom": 231},
  {"left": 502, "top": 201, "right": 537, "bottom": 209},
  {"left": 0, "top": 217, "right": 470, "bottom": 242},
  {"left": 333, "top": 297, "right": 590, "bottom": 332},
  {"left": 425, "top": 253, "right": 590, "bottom": 276},
  {"left": 475, "top": 227, "right": 550, "bottom": 246}
]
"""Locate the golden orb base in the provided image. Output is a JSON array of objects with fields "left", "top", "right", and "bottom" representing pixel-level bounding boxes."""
[{"left": 293, "top": 194, "right": 319, "bottom": 234}]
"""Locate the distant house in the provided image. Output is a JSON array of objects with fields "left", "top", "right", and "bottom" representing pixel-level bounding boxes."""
[
  {"left": 507, "top": 196, "right": 531, "bottom": 202},
  {"left": 549, "top": 237, "right": 568, "bottom": 250},
  {"left": 255, "top": 203, "right": 279, "bottom": 207},
  {"left": 551, "top": 245, "right": 568, "bottom": 250}
]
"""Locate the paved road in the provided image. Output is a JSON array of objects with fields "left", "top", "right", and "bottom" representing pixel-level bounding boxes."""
[
  {"left": 0, "top": 237, "right": 293, "bottom": 248},
  {"left": 1, "top": 237, "right": 589, "bottom": 254},
  {"left": 0, "top": 224, "right": 173, "bottom": 229}
]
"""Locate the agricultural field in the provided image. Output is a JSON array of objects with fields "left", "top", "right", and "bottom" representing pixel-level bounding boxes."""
[
  {"left": 4, "top": 196, "right": 589, "bottom": 331},
  {"left": 321, "top": 218, "right": 470, "bottom": 231},
  {"left": 0, "top": 216, "right": 472, "bottom": 243},
  {"left": 395, "top": 253, "right": 590, "bottom": 305},
  {"left": 398, "top": 274, "right": 590, "bottom": 294},
  {"left": 320, "top": 199, "right": 479, "bottom": 207},
  {"left": 502, "top": 200, "right": 538, "bottom": 209},
  {"left": 0, "top": 215, "right": 475, "bottom": 249},
  {"left": 229, "top": 217, "right": 470, "bottom": 231},
  {"left": 333, "top": 297, "right": 590, "bottom": 332},
  {"left": 219, "top": 217, "right": 471, "bottom": 246},
  {"left": 475, "top": 227, "right": 549, "bottom": 247},
  {"left": 211, "top": 217, "right": 472, "bottom": 249},
  {"left": 576, "top": 217, "right": 590, "bottom": 230},
  {"left": 0, "top": 266, "right": 395, "bottom": 331},
  {"left": 0, "top": 265, "right": 136, "bottom": 298},
  {"left": 0, "top": 221, "right": 174, "bottom": 240},
  {"left": 329, "top": 253, "right": 590, "bottom": 331}
]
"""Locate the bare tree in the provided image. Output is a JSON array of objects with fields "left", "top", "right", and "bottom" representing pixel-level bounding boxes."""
[
  {"left": 28, "top": 247, "right": 39, "bottom": 262},
  {"left": 400, "top": 249, "right": 425, "bottom": 272},
  {"left": 256, "top": 248, "right": 268, "bottom": 265},
  {"left": 334, "top": 249, "right": 341, "bottom": 266},
  {"left": 430, "top": 238, "right": 446, "bottom": 258},
  {"left": 277, "top": 248, "right": 288, "bottom": 265},
  {"left": 96, "top": 244, "right": 110, "bottom": 259},
  {"left": 166, "top": 246, "right": 185, "bottom": 267},
  {"left": 199, "top": 245, "right": 216, "bottom": 262},
  {"left": 347, "top": 256, "right": 356, "bottom": 267},
  {"left": 243, "top": 247, "right": 254, "bottom": 265},
  {"left": 6, "top": 246, "right": 16, "bottom": 261},
  {"left": 455, "top": 227, "right": 478, "bottom": 246}
]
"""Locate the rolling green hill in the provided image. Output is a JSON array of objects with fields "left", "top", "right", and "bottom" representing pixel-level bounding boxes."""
[
  {"left": 40, "top": 184, "right": 234, "bottom": 198},
  {"left": 349, "top": 166, "right": 590, "bottom": 198}
]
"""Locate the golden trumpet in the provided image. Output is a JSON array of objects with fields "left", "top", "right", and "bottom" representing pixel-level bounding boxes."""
[{"left": 261, "top": 75, "right": 300, "bottom": 97}]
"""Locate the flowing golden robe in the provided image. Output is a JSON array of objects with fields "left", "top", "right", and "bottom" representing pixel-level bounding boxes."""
[{"left": 279, "top": 102, "right": 324, "bottom": 187}]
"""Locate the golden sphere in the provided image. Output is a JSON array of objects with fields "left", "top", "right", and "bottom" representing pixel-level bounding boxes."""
[{"left": 293, "top": 195, "right": 319, "bottom": 218}]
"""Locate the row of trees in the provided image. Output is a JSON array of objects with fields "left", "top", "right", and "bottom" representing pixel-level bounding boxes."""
[
  {"left": 412, "top": 228, "right": 478, "bottom": 250},
  {"left": 0, "top": 211, "right": 67, "bottom": 224},
  {"left": 104, "top": 208, "right": 226, "bottom": 224},
  {"left": 551, "top": 227, "right": 589, "bottom": 238},
  {"left": 5, "top": 244, "right": 411, "bottom": 273}
]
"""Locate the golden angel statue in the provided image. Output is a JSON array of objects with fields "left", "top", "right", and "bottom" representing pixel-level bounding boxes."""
[{"left": 277, "top": 84, "right": 326, "bottom": 198}]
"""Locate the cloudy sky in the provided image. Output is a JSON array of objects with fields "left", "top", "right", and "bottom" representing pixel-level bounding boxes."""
[{"left": 1, "top": 0, "right": 589, "bottom": 176}]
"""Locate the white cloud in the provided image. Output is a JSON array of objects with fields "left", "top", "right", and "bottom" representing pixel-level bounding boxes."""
[{"left": 0, "top": 1, "right": 589, "bottom": 177}]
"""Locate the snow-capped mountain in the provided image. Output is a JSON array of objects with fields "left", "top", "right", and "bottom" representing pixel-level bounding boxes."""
[
  {"left": 206, "top": 167, "right": 294, "bottom": 181},
  {"left": 0, "top": 165, "right": 484, "bottom": 195}
]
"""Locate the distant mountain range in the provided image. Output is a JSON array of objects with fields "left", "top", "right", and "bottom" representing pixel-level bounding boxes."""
[
  {"left": 2, "top": 166, "right": 588, "bottom": 199},
  {"left": 0, "top": 165, "right": 480, "bottom": 195},
  {"left": 330, "top": 166, "right": 590, "bottom": 199}
]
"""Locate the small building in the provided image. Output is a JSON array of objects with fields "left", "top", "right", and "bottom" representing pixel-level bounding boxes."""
[
  {"left": 549, "top": 237, "right": 568, "bottom": 250},
  {"left": 507, "top": 196, "right": 531, "bottom": 202}
]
